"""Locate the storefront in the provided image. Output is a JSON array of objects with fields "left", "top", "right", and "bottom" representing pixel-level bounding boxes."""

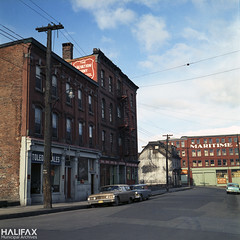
[{"left": 19, "top": 137, "right": 100, "bottom": 206}]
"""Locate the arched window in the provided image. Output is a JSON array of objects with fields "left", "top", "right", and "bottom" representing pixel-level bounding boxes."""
[{"left": 101, "top": 99, "right": 105, "bottom": 119}]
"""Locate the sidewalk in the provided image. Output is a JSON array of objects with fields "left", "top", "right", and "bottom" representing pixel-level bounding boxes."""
[{"left": 0, "top": 187, "right": 191, "bottom": 220}]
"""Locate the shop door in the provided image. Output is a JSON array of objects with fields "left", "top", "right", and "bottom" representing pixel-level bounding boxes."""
[
  {"left": 91, "top": 174, "right": 94, "bottom": 194},
  {"left": 65, "top": 167, "right": 72, "bottom": 199}
]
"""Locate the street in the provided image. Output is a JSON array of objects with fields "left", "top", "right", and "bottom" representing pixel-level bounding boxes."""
[{"left": 1, "top": 187, "right": 240, "bottom": 240}]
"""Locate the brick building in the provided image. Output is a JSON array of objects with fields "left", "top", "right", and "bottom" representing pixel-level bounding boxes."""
[
  {"left": 0, "top": 38, "right": 139, "bottom": 205},
  {"left": 65, "top": 46, "right": 139, "bottom": 186},
  {"left": 0, "top": 38, "right": 101, "bottom": 205},
  {"left": 169, "top": 134, "right": 240, "bottom": 186}
]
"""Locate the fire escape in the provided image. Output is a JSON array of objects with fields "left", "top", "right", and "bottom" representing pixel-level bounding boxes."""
[{"left": 117, "top": 90, "right": 135, "bottom": 161}]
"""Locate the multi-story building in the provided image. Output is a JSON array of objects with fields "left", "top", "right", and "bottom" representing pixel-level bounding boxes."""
[
  {"left": 0, "top": 38, "right": 139, "bottom": 206},
  {"left": 0, "top": 38, "right": 101, "bottom": 205},
  {"left": 169, "top": 134, "right": 240, "bottom": 186},
  {"left": 64, "top": 45, "right": 139, "bottom": 186},
  {"left": 138, "top": 141, "right": 181, "bottom": 187}
]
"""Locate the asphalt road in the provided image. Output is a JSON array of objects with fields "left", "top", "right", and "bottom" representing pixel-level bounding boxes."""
[{"left": 1, "top": 187, "right": 240, "bottom": 240}]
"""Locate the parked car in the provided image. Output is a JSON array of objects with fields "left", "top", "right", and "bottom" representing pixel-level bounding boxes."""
[
  {"left": 130, "top": 184, "right": 152, "bottom": 201},
  {"left": 88, "top": 184, "right": 135, "bottom": 206},
  {"left": 226, "top": 183, "right": 240, "bottom": 194}
]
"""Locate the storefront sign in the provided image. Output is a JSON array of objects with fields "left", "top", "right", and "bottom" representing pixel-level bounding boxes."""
[
  {"left": 190, "top": 143, "right": 233, "bottom": 149},
  {"left": 31, "top": 151, "right": 61, "bottom": 165},
  {"left": 217, "top": 178, "right": 227, "bottom": 184},
  {"left": 181, "top": 169, "right": 188, "bottom": 174}
]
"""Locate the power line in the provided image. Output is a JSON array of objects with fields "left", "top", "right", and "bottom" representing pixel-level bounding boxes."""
[
  {"left": 139, "top": 67, "right": 240, "bottom": 87},
  {"left": 20, "top": 0, "right": 87, "bottom": 56},
  {"left": 132, "top": 49, "right": 240, "bottom": 79}
]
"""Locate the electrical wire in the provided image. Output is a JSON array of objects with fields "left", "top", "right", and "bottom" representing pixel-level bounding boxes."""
[
  {"left": 131, "top": 49, "right": 240, "bottom": 79},
  {"left": 139, "top": 67, "right": 240, "bottom": 87}
]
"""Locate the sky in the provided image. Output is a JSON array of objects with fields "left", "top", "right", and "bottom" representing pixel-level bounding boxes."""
[{"left": 1, "top": 0, "right": 240, "bottom": 152}]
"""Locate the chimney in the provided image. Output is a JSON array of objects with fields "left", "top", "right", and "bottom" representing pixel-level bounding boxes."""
[{"left": 62, "top": 42, "right": 73, "bottom": 60}]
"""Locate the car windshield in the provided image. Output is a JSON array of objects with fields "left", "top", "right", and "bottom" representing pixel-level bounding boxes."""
[
  {"left": 228, "top": 183, "right": 239, "bottom": 188},
  {"left": 131, "top": 186, "right": 143, "bottom": 190},
  {"left": 100, "top": 186, "right": 120, "bottom": 192}
]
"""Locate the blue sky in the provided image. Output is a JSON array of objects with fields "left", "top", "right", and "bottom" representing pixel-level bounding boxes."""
[{"left": 1, "top": 0, "right": 240, "bottom": 151}]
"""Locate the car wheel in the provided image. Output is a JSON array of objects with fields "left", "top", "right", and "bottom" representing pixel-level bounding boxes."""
[
  {"left": 113, "top": 197, "right": 120, "bottom": 206},
  {"left": 139, "top": 195, "right": 143, "bottom": 202},
  {"left": 128, "top": 198, "right": 133, "bottom": 204}
]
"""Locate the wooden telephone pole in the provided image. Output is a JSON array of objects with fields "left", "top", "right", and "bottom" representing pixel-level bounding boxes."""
[
  {"left": 36, "top": 23, "right": 64, "bottom": 209},
  {"left": 163, "top": 134, "right": 173, "bottom": 192}
]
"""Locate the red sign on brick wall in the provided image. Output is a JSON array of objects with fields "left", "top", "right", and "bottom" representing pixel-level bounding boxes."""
[{"left": 71, "top": 56, "right": 97, "bottom": 81}]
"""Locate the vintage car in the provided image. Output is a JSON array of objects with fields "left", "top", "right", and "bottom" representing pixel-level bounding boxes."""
[
  {"left": 226, "top": 183, "right": 240, "bottom": 194},
  {"left": 88, "top": 184, "right": 135, "bottom": 206},
  {"left": 130, "top": 184, "right": 152, "bottom": 201}
]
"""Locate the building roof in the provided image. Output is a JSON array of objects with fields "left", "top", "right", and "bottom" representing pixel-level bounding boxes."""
[{"left": 0, "top": 38, "right": 98, "bottom": 87}]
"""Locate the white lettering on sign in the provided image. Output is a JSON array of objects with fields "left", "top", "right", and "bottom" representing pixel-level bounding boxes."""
[{"left": 190, "top": 143, "right": 233, "bottom": 149}]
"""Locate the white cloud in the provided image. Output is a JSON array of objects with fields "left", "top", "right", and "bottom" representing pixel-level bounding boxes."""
[{"left": 132, "top": 14, "right": 170, "bottom": 52}]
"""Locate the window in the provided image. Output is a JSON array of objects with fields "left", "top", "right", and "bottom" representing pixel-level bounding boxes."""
[
  {"left": 204, "top": 139, "right": 207, "bottom": 144},
  {"left": 130, "top": 94, "right": 134, "bottom": 108},
  {"left": 223, "top": 159, "right": 227, "bottom": 166},
  {"left": 198, "top": 160, "right": 202, "bottom": 167},
  {"left": 210, "top": 160, "right": 215, "bottom": 166},
  {"left": 193, "top": 161, "right": 197, "bottom": 167},
  {"left": 89, "top": 95, "right": 93, "bottom": 113},
  {"left": 66, "top": 83, "right": 71, "bottom": 104},
  {"left": 191, "top": 139, "right": 195, "bottom": 144},
  {"left": 117, "top": 106, "right": 121, "bottom": 118},
  {"left": 204, "top": 149, "right": 209, "bottom": 156},
  {"left": 78, "top": 89, "right": 82, "bottom": 109},
  {"left": 197, "top": 139, "right": 200, "bottom": 144},
  {"left": 228, "top": 138, "right": 232, "bottom": 143},
  {"left": 217, "top": 159, "right": 222, "bottom": 166},
  {"left": 182, "top": 150, "right": 185, "bottom": 157},
  {"left": 205, "top": 160, "right": 209, "bottom": 166},
  {"left": 229, "top": 148, "right": 233, "bottom": 155},
  {"left": 78, "top": 158, "right": 88, "bottom": 182},
  {"left": 222, "top": 149, "right": 226, "bottom": 156},
  {"left": 236, "top": 158, "right": 240, "bottom": 165},
  {"left": 235, "top": 148, "right": 239, "bottom": 155},
  {"left": 217, "top": 149, "right": 221, "bottom": 156},
  {"left": 230, "top": 159, "right": 234, "bottom": 165},
  {"left": 52, "top": 113, "right": 58, "bottom": 138},
  {"left": 209, "top": 138, "right": 212, "bottom": 144},
  {"left": 209, "top": 149, "right": 214, "bottom": 156},
  {"left": 176, "top": 141, "right": 180, "bottom": 148},
  {"left": 66, "top": 118, "right": 72, "bottom": 141},
  {"left": 221, "top": 138, "right": 225, "bottom": 143},
  {"left": 78, "top": 122, "right": 83, "bottom": 146},
  {"left": 31, "top": 163, "right": 41, "bottom": 194},
  {"left": 51, "top": 165, "right": 60, "bottom": 192},
  {"left": 109, "top": 76, "right": 113, "bottom": 92},
  {"left": 234, "top": 137, "right": 237, "bottom": 143},
  {"left": 102, "top": 130, "right": 106, "bottom": 151},
  {"left": 182, "top": 160, "right": 186, "bottom": 167},
  {"left": 181, "top": 141, "right": 185, "bottom": 147},
  {"left": 101, "top": 99, "right": 105, "bottom": 119},
  {"left": 35, "top": 65, "right": 42, "bottom": 90},
  {"left": 52, "top": 75, "right": 57, "bottom": 97},
  {"left": 192, "top": 150, "right": 196, "bottom": 157},
  {"left": 109, "top": 104, "right": 113, "bottom": 123},
  {"left": 197, "top": 150, "right": 201, "bottom": 157},
  {"left": 216, "top": 138, "right": 220, "bottom": 143},
  {"left": 110, "top": 133, "right": 113, "bottom": 152},
  {"left": 100, "top": 70, "right": 105, "bottom": 87},
  {"left": 34, "top": 107, "right": 42, "bottom": 135},
  {"left": 89, "top": 125, "right": 93, "bottom": 147}
]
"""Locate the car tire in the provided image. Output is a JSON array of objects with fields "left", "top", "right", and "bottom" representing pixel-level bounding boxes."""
[
  {"left": 128, "top": 198, "right": 133, "bottom": 204},
  {"left": 139, "top": 195, "right": 143, "bottom": 202},
  {"left": 113, "top": 197, "right": 120, "bottom": 206}
]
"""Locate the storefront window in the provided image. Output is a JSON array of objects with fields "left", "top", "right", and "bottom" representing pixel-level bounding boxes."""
[
  {"left": 78, "top": 158, "right": 88, "bottom": 182},
  {"left": 51, "top": 165, "right": 60, "bottom": 192},
  {"left": 31, "top": 163, "right": 41, "bottom": 194}
]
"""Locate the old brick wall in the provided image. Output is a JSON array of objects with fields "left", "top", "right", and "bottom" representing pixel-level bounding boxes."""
[{"left": 0, "top": 44, "right": 25, "bottom": 201}]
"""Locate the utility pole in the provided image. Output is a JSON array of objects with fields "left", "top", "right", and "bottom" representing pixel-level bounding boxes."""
[
  {"left": 36, "top": 23, "right": 64, "bottom": 209},
  {"left": 163, "top": 134, "right": 173, "bottom": 192}
]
